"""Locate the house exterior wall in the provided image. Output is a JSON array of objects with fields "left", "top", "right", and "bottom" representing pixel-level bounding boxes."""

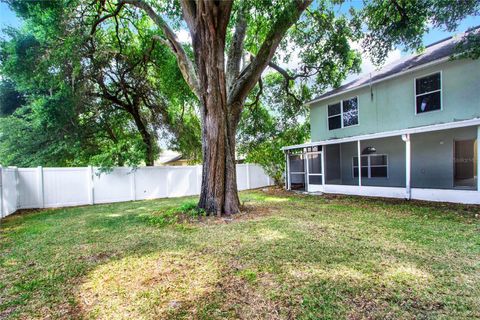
[
  {"left": 338, "top": 137, "right": 406, "bottom": 187},
  {"left": 310, "top": 59, "right": 480, "bottom": 142},
  {"left": 411, "top": 126, "right": 477, "bottom": 189}
]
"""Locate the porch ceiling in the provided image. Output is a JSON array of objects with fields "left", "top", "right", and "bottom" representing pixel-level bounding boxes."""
[{"left": 282, "top": 117, "right": 480, "bottom": 151}]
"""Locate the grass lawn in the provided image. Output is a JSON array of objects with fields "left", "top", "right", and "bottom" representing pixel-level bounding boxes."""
[{"left": 1, "top": 189, "right": 479, "bottom": 319}]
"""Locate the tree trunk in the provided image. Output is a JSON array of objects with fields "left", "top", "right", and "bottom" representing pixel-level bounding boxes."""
[
  {"left": 198, "top": 100, "right": 240, "bottom": 215},
  {"left": 131, "top": 108, "right": 155, "bottom": 166},
  {"left": 192, "top": 1, "right": 240, "bottom": 215}
]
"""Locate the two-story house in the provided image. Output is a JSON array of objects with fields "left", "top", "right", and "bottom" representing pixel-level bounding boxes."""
[{"left": 282, "top": 30, "right": 480, "bottom": 204}]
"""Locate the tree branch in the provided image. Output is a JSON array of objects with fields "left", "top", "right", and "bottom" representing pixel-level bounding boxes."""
[
  {"left": 245, "top": 77, "right": 263, "bottom": 108},
  {"left": 179, "top": 0, "right": 197, "bottom": 33},
  {"left": 228, "top": 0, "right": 313, "bottom": 111},
  {"left": 267, "top": 61, "right": 303, "bottom": 104},
  {"left": 92, "top": 0, "right": 201, "bottom": 98},
  {"left": 226, "top": 8, "right": 247, "bottom": 94},
  {"left": 90, "top": 2, "right": 126, "bottom": 35}
]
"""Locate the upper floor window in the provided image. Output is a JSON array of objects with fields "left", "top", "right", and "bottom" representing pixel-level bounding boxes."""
[
  {"left": 415, "top": 72, "right": 441, "bottom": 114},
  {"left": 327, "top": 96, "right": 358, "bottom": 130}
]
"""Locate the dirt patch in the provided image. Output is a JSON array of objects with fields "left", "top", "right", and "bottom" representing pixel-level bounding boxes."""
[
  {"left": 78, "top": 252, "right": 114, "bottom": 264},
  {"left": 174, "top": 272, "right": 299, "bottom": 320},
  {"left": 216, "top": 276, "right": 288, "bottom": 319},
  {"left": 0, "top": 306, "right": 16, "bottom": 319},
  {"left": 347, "top": 288, "right": 446, "bottom": 320}
]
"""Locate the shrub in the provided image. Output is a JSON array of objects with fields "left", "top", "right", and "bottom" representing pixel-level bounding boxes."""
[{"left": 143, "top": 201, "right": 206, "bottom": 227}]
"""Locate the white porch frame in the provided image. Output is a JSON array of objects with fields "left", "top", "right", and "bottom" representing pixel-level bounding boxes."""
[
  {"left": 402, "top": 134, "right": 411, "bottom": 199},
  {"left": 287, "top": 153, "right": 307, "bottom": 191},
  {"left": 305, "top": 151, "right": 324, "bottom": 192}
]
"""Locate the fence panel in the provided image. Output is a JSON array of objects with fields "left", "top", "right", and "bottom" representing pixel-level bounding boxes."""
[
  {"left": 1, "top": 168, "right": 18, "bottom": 217},
  {"left": 93, "top": 168, "right": 133, "bottom": 204},
  {"left": 17, "top": 168, "right": 40, "bottom": 209},
  {"left": 249, "top": 164, "right": 271, "bottom": 189},
  {"left": 236, "top": 164, "right": 249, "bottom": 191},
  {"left": 43, "top": 168, "right": 90, "bottom": 208},
  {"left": 167, "top": 166, "right": 199, "bottom": 197},
  {"left": 134, "top": 167, "right": 169, "bottom": 200},
  {"left": 1, "top": 164, "right": 272, "bottom": 217}
]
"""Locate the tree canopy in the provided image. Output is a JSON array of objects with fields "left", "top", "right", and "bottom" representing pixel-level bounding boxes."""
[{"left": 0, "top": 0, "right": 202, "bottom": 167}]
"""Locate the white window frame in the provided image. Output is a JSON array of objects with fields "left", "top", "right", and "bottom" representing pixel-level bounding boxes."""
[
  {"left": 327, "top": 96, "right": 359, "bottom": 131},
  {"left": 414, "top": 71, "right": 442, "bottom": 115},
  {"left": 352, "top": 154, "right": 389, "bottom": 179}
]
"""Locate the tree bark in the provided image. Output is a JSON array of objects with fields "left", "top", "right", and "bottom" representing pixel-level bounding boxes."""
[{"left": 187, "top": 1, "right": 240, "bottom": 215}]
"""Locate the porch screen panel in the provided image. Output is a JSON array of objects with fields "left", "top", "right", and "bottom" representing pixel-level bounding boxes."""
[
  {"left": 289, "top": 154, "right": 305, "bottom": 190},
  {"left": 290, "top": 155, "right": 304, "bottom": 172},
  {"left": 307, "top": 154, "right": 322, "bottom": 173},
  {"left": 307, "top": 153, "right": 323, "bottom": 185},
  {"left": 454, "top": 140, "right": 477, "bottom": 188}
]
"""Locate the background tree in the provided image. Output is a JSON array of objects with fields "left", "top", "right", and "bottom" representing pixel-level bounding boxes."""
[
  {"left": 0, "top": 1, "right": 202, "bottom": 167},
  {"left": 237, "top": 73, "right": 310, "bottom": 185},
  {"left": 358, "top": 0, "right": 480, "bottom": 64},
  {"left": 0, "top": 78, "right": 25, "bottom": 116}
]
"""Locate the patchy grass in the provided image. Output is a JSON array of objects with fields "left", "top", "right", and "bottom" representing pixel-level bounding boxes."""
[{"left": 1, "top": 189, "right": 479, "bottom": 319}]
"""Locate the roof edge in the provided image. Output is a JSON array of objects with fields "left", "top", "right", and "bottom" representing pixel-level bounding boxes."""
[{"left": 305, "top": 56, "right": 450, "bottom": 106}]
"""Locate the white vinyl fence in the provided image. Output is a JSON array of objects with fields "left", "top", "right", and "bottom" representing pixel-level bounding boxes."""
[{"left": 0, "top": 164, "right": 273, "bottom": 218}]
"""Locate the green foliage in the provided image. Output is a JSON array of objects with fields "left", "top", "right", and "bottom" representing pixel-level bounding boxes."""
[
  {"left": 0, "top": 79, "right": 25, "bottom": 116},
  {"left": 0, "top": 0, "right": 201, "bottom": 167},
  {"left": 453, "top": 29, "right": 480, "bottom": 60},
  {"left": 144, "top": 201, "right": 206, "bottom": 227},
  {"left": 357, "top": 0, "right": 480, "bottom": 64}
]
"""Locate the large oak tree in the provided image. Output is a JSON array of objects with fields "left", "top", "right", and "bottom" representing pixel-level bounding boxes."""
[{"left": 90, "top": 0, "right": 364, "bottom": 215}]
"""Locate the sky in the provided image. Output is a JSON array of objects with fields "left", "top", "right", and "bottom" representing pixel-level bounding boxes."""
[{"left": 0, "top": 2, "right": 479, "bottom": 83}]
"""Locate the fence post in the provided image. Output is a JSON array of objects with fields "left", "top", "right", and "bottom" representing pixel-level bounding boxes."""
[
  {"left": 87, "top": 166, "right": 94, "bottom": 205},
  {"left": 37, "top": 166, "right": 44, "bottom": 208},
  {"left": 0, "top": 166, "right": 4, "bottom": 218},
  {"left": 196, "top": 165, "right": 202, "bottom": 195},
  {"left": 130, "top": 168, "right": 136, "bottom": 201},
  {"left": 14, "top": 167, "right": 19, "bottom": 210}
]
